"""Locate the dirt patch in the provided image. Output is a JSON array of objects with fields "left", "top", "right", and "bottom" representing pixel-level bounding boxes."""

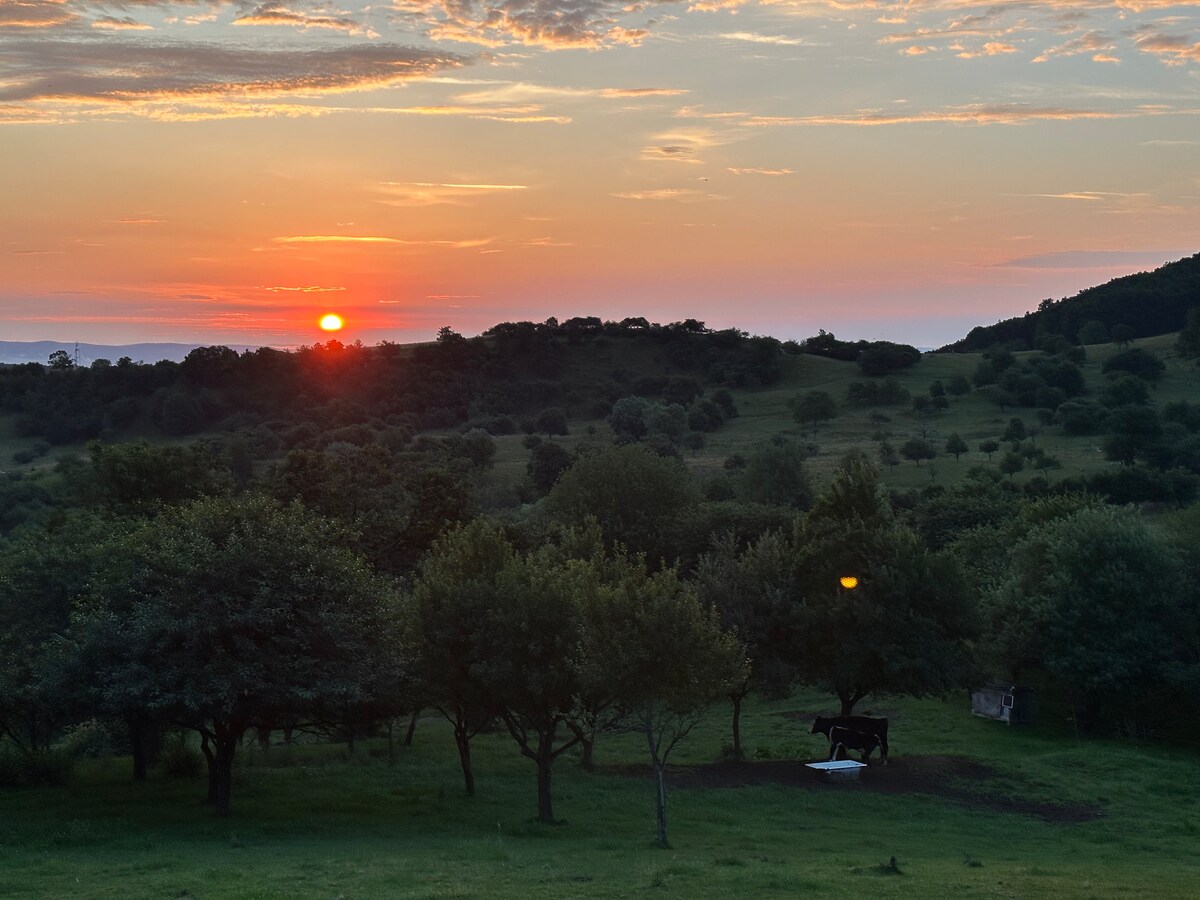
[{"left": 602, "top": 755, "right": 1103, "bottom": 825}]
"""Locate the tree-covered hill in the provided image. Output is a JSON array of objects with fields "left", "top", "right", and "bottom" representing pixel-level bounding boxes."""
[{"left": 941, "top": 252, "right": 1200, "bottom": 352}]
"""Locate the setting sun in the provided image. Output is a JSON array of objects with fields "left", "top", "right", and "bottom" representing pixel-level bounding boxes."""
[{"left": 319, "top": 314, "right": 345, "bottom": 332}]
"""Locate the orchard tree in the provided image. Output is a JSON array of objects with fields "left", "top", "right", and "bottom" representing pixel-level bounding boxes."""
[
  {"left": 695, "top": 531, "right": 796, "bottom": 762},
  {"left": 794, "top": 458, "right": 979, "bottom": 714},
  {"left": 979, "top": 438, "right": 1000, "bottom": 461},
  {"left": 901, "top": 437, "right": 936, "bottom": 466},
  {"left": 79, "top": 496, "right": 396, "bottom": 815},
  {"left": 579, "top": 555, "right": 745, "bottom": 847},
  {"left": 944, "top": 433, "right": 968, "bottom": 461},
  {"left": 408, "top": 519, "right": 516, "bottom": 796}
]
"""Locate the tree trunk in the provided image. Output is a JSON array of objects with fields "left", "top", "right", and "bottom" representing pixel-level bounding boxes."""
[
  {"left": 127, "top": 715, "right": 155, "bottom": 781},
  {"left": 387, "top": 719, "right": 395, "bottom": 768},
  {"left": 730, "top": 693, "right": 744, "bottom": 764},
  {"left": 535, "top": 731, "right": 555, "bottom": 823},
  {"left": 839, "top": 696, "right": 855, "bottom": 716},
  {"left": 579, "top": 734, "right": 595, "bottom": 771},
  {"left": 200, "top": 732, "right": 218, "bottom": 806},
  {"left": 256, "top": 727, "right": 271, "bottom": 750},
  {"left": 403, "top": 710, "right": 419, "bottom": 747},
  {"left": 212, "top": 721, "right": 240, "bottom": 816},
  {"left": 653, "top": 762, "right": 669, "bottom": 848},
  {"left": 453, "top": 724, "right": 475, "bottom": 797}
]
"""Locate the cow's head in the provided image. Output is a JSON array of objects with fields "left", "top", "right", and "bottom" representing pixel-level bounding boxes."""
[{"left": 810, "top": 717, "right": 828, "bottom": 735}]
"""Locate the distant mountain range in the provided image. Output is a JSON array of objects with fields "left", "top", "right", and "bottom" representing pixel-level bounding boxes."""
[{"left": 0, "top": 341, "right": 266, "bottom": 366}]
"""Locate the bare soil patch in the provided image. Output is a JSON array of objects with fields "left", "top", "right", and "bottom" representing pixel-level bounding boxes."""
[{"left": 603, "top": 755, "right": 1103, "bottom": 824}]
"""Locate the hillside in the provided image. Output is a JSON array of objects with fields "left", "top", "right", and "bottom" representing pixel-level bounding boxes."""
[{"left": 941, "top": 252, "right": 1200, "bottom": 351}]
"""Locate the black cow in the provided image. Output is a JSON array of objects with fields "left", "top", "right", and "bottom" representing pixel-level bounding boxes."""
[
  {"left": 811, "top": 715, "right": 889, "bottom": 764},
  {"left": 827, "top": 725, "right": 882, "bottom": 764}
]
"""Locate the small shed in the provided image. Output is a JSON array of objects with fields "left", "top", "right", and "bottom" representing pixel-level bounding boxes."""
[{"left": 971, "top": 683, "right": 1034, "bottom": 726}]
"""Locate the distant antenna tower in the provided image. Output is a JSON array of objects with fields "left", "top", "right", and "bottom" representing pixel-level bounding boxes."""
[{"left": 73, "top": 341, "right": 80, "bottom": 367}]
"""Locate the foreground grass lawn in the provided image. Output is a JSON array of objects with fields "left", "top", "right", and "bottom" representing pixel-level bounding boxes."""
[{"left": 2, "top": 691, "right": 1198, "bottom": 898}]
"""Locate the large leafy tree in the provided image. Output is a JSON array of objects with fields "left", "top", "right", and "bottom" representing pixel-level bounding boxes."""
[
  {"left": 544, "top": 444, "right": 697, "bottom": 565},
  {"left": 78, "top": 496, "right": 396, "bottom": 814},
  {"left": 985, "top": 506, "right": 1186, "bottom": 731},
  {"left": 794, "top": 457, "right": 979, "bottom": 714}
]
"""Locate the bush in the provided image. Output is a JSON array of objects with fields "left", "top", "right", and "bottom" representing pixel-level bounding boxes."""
[
  {"left": 59, "top": 719, "right": 117, "bottom": 759},
  {"left": 11, "top": 449, "right": 36, "bottom": 465},
  {"left": 0, "top": 747, "right": 73, "bottom": 788},
  {"left": 159, "top": 738, "right": 203, "bottom": 778}
]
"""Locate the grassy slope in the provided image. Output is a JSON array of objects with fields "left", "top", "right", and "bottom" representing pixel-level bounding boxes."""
[
  {"left": 2, "top": 691, "right": 1198, "bottom": 898},
  {"left": 477, "top": 332, "right": 1198, "bottom": 497}
]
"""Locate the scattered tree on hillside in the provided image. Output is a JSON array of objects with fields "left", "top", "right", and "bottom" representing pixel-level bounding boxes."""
[
  {"left": 790, "top": 390, "right": 837, "bottom": 431},
  {"left": 945, "top": 433, "right": 968, "bottom": 461},
  {"left": 901, "top": 437, "right": 936, "bottom": 466}
]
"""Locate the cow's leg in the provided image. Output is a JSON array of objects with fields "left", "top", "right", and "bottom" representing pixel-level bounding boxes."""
[{"left": 879, "top": 732, "right": 889, "bottom": 765}]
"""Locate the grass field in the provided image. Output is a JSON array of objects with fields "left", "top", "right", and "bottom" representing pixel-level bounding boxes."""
[{"left": 3, "top": 690, "right": 1198, "bottom": 899}]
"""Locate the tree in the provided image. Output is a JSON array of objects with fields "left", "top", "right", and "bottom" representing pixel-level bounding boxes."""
[
  {"left": 739, "top": 439, "right": 814, "bottom": 509},
  {"left": 79, "top": 496, "right": 395, "bottom": 815},
  {"left": 901, "top": 437, "right": 936, "bottom": 466},
  {"left": 487, "top": 544, "right": 590, "bottom": 823},
  {"left": 998, "top": 452, "right": 1024, "bottom": 479},
  {"left": 857, "top": 341, "right": 921, "bottom": 376},
  {"left": 879, "top": 441, "right": 900, "bottom": 470},
  {"left": 947, "top": 374, "right": 971, "bottom": 399},
  {"left": 986, "top": 507, "right": 1185, "bottom": 730},
  {"left": 795, "top": 460, "right": 979, "bottom": 714},
  {"left": 545, "top": 445, "right": 697, "bottom": 564},
  {"left": 790, "top": 390, "right": 837, "bottom": 431},
  {"left": 1102, "top": 349, "right": 1166, "bottom": 384},
  {"left": 978, "top": 438, "right": 1000, "bottom": 461},
  {"left": 527, "top": 441, "right": 573, "bottom": 493},
  {"left": 929, "top": 379, "right": 946, "bottom": 399},
  {"left": 1111, "top": 323, "right": 1135, "bottom": 348},
  {"left": 695, "top": 532, "right": 796, "bottom": 763},
  {"left": 47, "top": 349, "right": 74, "bottom": 370},
  {"left": 607, "top": 396, "right": 649, "bottom": 440},
  {"left": 579, "top": 554, "right": 745, "bottom": 846},
  {"left": 944, "top": 433, "right": 968, "bottom": 461},
  {"left": 408, "top": 519, "right": 515, "bottom": 797},
  {"left": 1078, "top": 320, "right": 1109, "bottom": 345},
  {"left": 535, "top": 407, "right": 569, "bottom": 439},
  {"left": 1177, "top": 308, "right": 1200, "bottom": 359},
  {"left": 1002, "top": 418, "right": 1026, "bottom": 442}
]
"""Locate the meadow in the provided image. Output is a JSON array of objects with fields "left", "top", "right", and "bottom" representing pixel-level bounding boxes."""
[{"left": 2, "top": 689, "right": 1198, "bottom": 899}]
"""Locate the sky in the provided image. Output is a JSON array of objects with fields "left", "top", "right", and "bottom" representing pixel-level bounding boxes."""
[{"left": 1, "top": 0, "right": 1198, "bottom": 349}]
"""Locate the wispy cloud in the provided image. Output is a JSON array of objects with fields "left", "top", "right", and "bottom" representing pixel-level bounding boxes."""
[
  {"left": 378, "top": 181, "right": 528, "bottom": 205},
  {"left": 728, "top": 166, "right": 794, "bottom": 175},
  {"left": 262, "top": 285, "right": 348, "bottom": 292},
  {"left": 273, "top": 234, "right": 495, "bottom": 247},
  {"left": 233, "top": 2, "right": 378, "bottom": 37},
  {"left": 613, "top": 188, "right": 719, "bottom": 201}
]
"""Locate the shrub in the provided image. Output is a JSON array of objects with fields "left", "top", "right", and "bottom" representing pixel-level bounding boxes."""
[
  {"left": 159, "top": 738, "right": 203, "bottom": 778},
  {"left": 0, "top": 747, "right": 73, "bottom": 788}
]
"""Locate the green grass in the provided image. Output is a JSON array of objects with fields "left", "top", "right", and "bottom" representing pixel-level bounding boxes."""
[{"left": 3, "top": 692, "right": 1198, "bottom": 898}]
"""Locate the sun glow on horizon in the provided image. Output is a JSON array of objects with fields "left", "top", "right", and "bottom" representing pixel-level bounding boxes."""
[{"left": 319, "top": 313, "right": 345, "bottom": 332}]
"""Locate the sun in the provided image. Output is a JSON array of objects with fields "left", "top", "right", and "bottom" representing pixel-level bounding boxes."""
[{"left": 318, "top": 313, "right": 344, "bottom": 332}]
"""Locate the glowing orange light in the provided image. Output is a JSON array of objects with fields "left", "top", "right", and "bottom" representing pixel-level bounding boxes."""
[
  {"left": 839, "top": 576, "right": 859, "bottom": 590},
  {"left": 319, "top": 313, "right": 344, "bottom": 332}
]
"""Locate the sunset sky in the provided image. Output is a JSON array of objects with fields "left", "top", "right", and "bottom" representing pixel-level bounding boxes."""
[{"left": 2, "top": 0, "right": 1198, "bottom": 348}]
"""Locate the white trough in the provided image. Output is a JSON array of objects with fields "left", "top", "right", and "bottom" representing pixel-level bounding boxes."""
[{"left": 805, "top": 760, "right": 867, "bottom": 783}]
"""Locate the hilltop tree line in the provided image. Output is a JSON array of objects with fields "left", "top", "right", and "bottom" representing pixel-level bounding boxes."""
[{"left": 943, "top": 252, "right": 1200, "bottom": 352}]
